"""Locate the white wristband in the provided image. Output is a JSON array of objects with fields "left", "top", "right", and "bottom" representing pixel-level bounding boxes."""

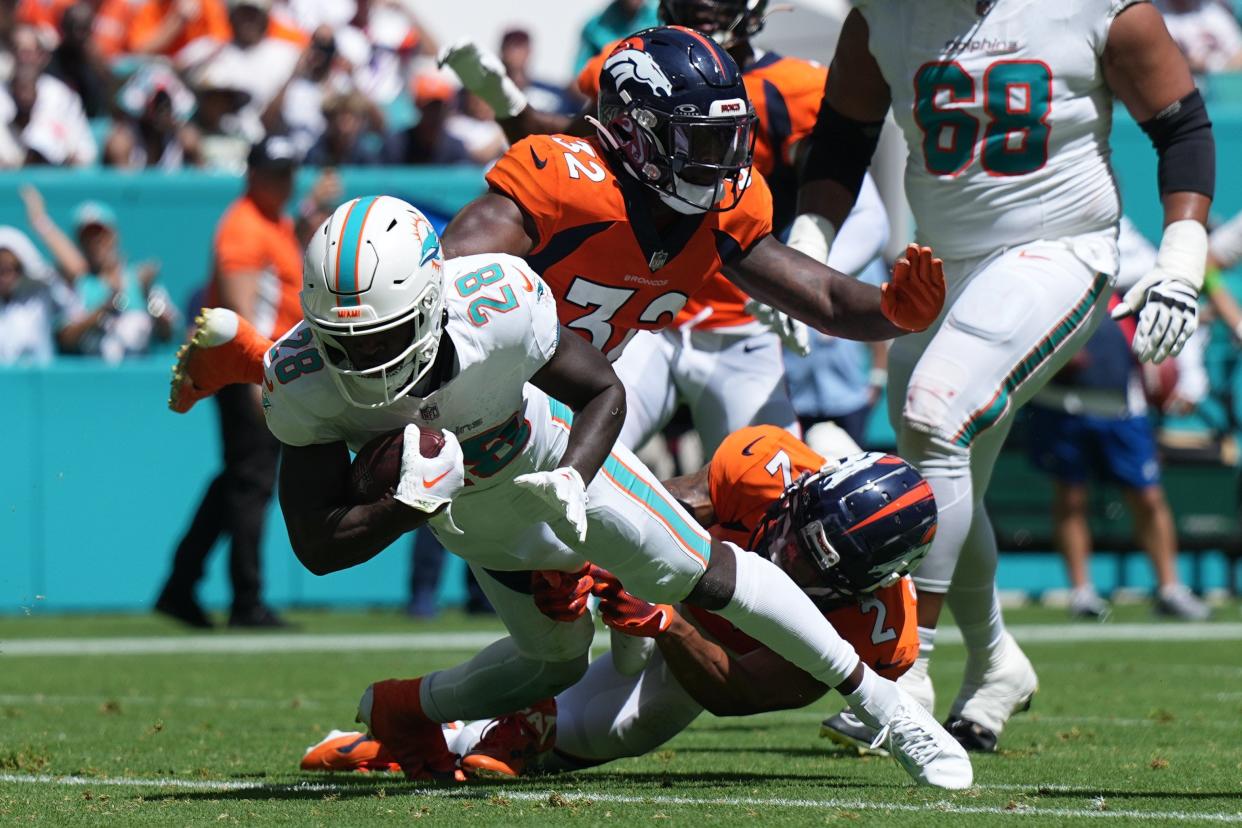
[
  {"left": 1156, "top": 219, "right": 1208, "bottom": 292},
  {"left": 786, "top": 213, "right": 837, "bottom": 266},
  {"left": 868, "top": 368, "right": 888, "bottom": 387},
  {"left": 489, "top": 75, "right": 528, "bottom": 120}
]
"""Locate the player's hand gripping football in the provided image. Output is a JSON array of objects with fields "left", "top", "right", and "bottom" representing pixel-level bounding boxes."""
[
  {"left": 743, "top": 299, "right": 812, "bottom": 356},
  {"left": 438, "top": 39, "right": 527, "bottom": 120},
  {"left": 394, "top": 425, "right": 465, "bottom": 514},
  {"left": 880, "top": 244, "right": 946, "bottom": 332},
  {"left": 513, "top": 467, "right": 589, "bottom": 544},
  {"left": 530, "top": 566, "right": 595, "bottom": 622},
  {"left": 590, "top": 566, "right": 675, "bottom": 638},
  {"left": 1111, "top": 220, "right": 1206, "bottom": 364}
]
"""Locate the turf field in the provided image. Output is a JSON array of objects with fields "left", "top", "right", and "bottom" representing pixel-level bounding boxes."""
[{"left": 1, "top": 604, "right": 1240, "bottom": 825}]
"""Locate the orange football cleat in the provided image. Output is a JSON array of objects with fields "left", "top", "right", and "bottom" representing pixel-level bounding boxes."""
[
  {"left": 168, "top": 308, "right": 272, "bottom": 413},
  {"left": 460, "top": 698, "right": 557, "bottom": 779},
  {"left": 300, "top": 729, "right": 400, "bottom": 773},
  {"left": 363, "top": 678, "right": 464, "bottom": 782}
]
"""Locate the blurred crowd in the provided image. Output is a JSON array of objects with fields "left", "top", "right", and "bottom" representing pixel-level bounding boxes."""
[{"left": 0, "top": 0, "right": 587, "bottom": 173}]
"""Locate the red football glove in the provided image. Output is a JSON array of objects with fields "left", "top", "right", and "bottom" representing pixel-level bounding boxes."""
[
  {"left": 589, "top": 566, "right": 674, "bottom": 638},
  {"left": 531, "top": 566, "right": 595, "bottom": 622},
  {"left": 881, "top": 243, "right": 946, "bottom": 332}
]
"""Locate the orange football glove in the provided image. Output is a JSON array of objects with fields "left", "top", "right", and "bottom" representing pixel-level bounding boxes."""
[
  {"left": 880, "top": 244, "right": 946, "bottom": 332},
  {"left": 531, "top": 566, "right": 594, "bottom": 622},
  {"left": 589, "top": 566, "right": 674, "bottom": 638}
]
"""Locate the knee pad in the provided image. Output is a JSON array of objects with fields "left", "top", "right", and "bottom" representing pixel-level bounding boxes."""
[{"left": 901, "top": 354, "right": 973, "bottom": 443}]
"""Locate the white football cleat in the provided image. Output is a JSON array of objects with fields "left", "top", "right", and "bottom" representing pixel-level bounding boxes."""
[
  {"left": 946, "top": 631, "right": 1038, "bottom": 752},
  {"left": 872, "top": 685, "right": 973, "bottom": 790}
]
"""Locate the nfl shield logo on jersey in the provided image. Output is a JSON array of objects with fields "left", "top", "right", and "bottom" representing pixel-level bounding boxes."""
[{"left": 419, "top": 403, "right": 439, "bottom": 421}]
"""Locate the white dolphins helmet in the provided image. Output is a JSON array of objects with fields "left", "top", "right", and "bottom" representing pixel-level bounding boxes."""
[{"left": 301, "top": 195, "right": 445, "bottom": 408}]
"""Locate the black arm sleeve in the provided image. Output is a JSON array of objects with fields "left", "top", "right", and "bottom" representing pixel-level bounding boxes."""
[
  {"left": 1138, "top": 88, "right": 1215, "bottom": 200},
  {"left": 799, "top": 100, "right": 884, "bottom": 199}
]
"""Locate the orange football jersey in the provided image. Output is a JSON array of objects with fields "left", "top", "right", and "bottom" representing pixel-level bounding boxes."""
[
  {"left": 686, "top": 424, "right": 919, "bottom": 680},
  {"left": 579, "top": 45, "right": 827, "bottom": 330},
  {"left": 485, "top": 134, "right": 773, "bottom": 358}
]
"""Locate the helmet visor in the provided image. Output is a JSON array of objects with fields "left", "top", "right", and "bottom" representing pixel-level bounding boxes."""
[{"left": 667, "top": 114, "right": 755, "bottom": 183}]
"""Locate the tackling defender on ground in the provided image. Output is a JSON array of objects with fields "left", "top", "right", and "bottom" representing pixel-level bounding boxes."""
[{"left": 302, "top": 426, "right": 933, "bottom": 779}]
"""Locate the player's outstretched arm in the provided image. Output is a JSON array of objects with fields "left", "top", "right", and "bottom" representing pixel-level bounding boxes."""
[
  {"left": 1105, "top": 3, "right": 1214, "bottom": 363},
  {"left": 438, "top": 38, "right": 590, "bottom": 145},
  {"left": 441, "top": 192, "right": 537, "bottom": 260},
  {"left": 793, "top": 9, "right": 891, "bottom": 259},
  {"left": 657, "top": 612, "right": 830, "bottom": 716},
  {"left": 278, "top": 441, "right": 430, "bottom": 576},
  {"left": 530, "top": 325, "right": 627, "bottom": 485},
  {"left": 727, "top": 238, "right": 944, "bottom": 341}
]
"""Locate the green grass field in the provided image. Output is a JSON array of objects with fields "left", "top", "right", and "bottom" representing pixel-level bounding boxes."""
[{"left": 1, "top": 605, "right": 1240, "bottom": 825}]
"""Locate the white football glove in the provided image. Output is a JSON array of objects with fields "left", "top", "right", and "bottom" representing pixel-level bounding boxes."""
[
  {"left": 1111, "top": 219, "right": 1206, "bottom": 364},
  {"left": 437, "top": 38, "right": 527, "bottom": 120},
  {"left": 785, "top": 212, "right": 837, "bottom": 266},
  {"left": 744, "top": 299, "right": 811, "bottom": 356},
  {"left": 513, "top": 466, "right": 589, "bottom": 544},
  {"left": 394, "top": 425, "right": 465, "bottom": 514}
]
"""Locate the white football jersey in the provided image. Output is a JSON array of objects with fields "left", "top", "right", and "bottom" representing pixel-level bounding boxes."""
[
  {"left": 262, "top": 253, "right": 561, "bottom": 488},
  {"left": 859, "top": 0, "right": 1141, "bottom": 259}
]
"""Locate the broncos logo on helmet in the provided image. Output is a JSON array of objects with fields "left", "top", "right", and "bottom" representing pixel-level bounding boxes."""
[
  {"left": 604, "top": 48, "right": 674, "bottom": 97},
  {"left": 750, "top": 452, "right": 937, "bottom": 605}
]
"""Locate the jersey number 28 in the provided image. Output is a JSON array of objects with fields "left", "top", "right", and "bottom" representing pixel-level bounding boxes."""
[{"left": 914, "top": 60, "right": 1051, "bottom": 177}]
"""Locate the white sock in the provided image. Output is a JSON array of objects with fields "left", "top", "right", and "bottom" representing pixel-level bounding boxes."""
[
  {"left": 917, "top": 625, "right": 936, "bottom": 660},
  {"left": 845, "top": 664, "right": 902, "bottom": 730},
  {"left": 947, "top": 509, "right": 1006, "bottom": 655},
  {"left": 713, "top": 544, "right": 861, "bottom": 688}
]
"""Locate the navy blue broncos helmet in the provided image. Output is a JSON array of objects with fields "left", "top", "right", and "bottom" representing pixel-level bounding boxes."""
[
  {"left": 750, "top": 453, "right": 938, "bottom": 601},
  {"left": 593, "top": 25, "right": 757, "bottom": 214}
]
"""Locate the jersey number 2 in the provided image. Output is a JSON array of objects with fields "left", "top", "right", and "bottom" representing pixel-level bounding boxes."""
[
  {"left": 914, "top": 60, "right": 1051, "bottom": 177},
  {"left": 860, "top": 597, "right": 897, "bottom": 645}
]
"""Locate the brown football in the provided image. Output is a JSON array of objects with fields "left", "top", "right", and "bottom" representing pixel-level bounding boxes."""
[{"left": 348, "top": 427, "right": 446, "bottom": 504}]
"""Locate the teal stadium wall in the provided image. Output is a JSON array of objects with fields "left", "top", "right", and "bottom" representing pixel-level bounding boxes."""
[{"left": 3, "top": 108, "right": 1241, "bottom": 613}]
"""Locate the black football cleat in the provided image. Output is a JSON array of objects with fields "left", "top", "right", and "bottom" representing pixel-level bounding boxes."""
[
  {"left": 944, "top": 717, "right": 1000, "bottom": 753},
  {"left": 819, "top": 711, "right": 889, "bottom": 757}
]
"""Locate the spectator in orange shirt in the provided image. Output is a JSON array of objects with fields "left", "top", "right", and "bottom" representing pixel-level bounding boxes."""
[
  {"left": 127, "top": 0, "right": 230, "bottom": 61},
  {"left": 157, "top": 134, "right": 301, "bottom": 629}
]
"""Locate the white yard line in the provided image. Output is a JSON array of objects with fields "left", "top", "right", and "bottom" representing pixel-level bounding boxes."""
[
  {"left": 0, "top": 773, "right": 1238, "bottom": 822},
  {"left": 2, "top": 623, "right": 1240, "bottom": 657},
  {"left": 0, "top": 631, "right": 505, "bottom": 657}
]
